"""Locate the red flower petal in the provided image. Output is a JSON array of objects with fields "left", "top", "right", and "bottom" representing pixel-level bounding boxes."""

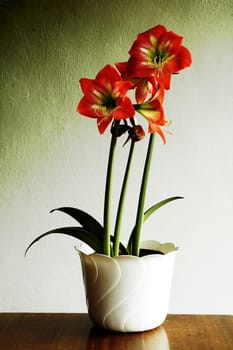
[
  {"left": 113, "top": 80, "right": 134, "bottom": 98},
  {"left": 79, "top": 78, "right": 102, "bottom": 104},
  {"left": 157, "top": 31, "right": 183, "bottom": 55},
  {"left": 112, "top": 96, "right": 135, "bottom": 120},
  {"left": 96, "top": 64, "right": 122, "bottom": 87},
  {"left": 77, "top": 97, "right": 98, "bottom": 118},
  {"left": 168, "top": 46, "right": 192, "bottom": 73},
  {"left": 115, "top": 61, "right": 128, "bottom": 77},
  {"left": 149, "top": 124, "right": 166, "bottom": 144},
  {"left": 97, "top": 116, "right": 113, "bottom": 134}
]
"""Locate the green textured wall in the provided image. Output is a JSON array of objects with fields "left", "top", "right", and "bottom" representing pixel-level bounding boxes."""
[{"left": 1, "top": 0, "right": 233, "bottom": 312}]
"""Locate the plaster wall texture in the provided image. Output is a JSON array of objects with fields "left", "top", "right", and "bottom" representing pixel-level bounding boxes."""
[{"left": 0, "top": 0, "right": 233, "bottom": 313}]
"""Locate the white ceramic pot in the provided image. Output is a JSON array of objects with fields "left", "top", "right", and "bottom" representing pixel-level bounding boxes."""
[{"left": 78, "top": 241, "right": 178, "bottom": 333}]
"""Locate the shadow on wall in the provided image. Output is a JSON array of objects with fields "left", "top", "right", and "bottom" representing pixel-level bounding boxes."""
[
  {"left": 0, "top": 0, "right": 195, "bottom": 74},
  {"left": 0, "top": 0, "right": 194, "bottom": 193},
  {"left": 0, "top": 0, "right": 230, "bottom": 196}
]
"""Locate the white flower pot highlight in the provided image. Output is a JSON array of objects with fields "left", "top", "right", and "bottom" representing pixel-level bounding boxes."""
[{"left": 77, "top": 241, "right": 178, "bottom": 332}]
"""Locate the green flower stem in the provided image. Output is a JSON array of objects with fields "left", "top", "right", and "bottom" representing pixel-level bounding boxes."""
[
  {"left": 132, "top": 133, "right": 156, "bottom": 256},
  {"left": 103, "top": 121, "right": 119, "bottom": 256},
  {"left": 113, "top": 140, "right": 136, "bottom": 256}
]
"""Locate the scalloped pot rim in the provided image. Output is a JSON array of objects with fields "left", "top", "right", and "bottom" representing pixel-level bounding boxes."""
[{"left": 75, "top": 240, "right": 179, "bottom": 257}]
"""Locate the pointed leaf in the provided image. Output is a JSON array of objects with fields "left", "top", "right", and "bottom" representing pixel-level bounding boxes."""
[
  {"left": 144, "top": 196, "right": 183, "bottom": 221},
  {"left": 25, "top": 226, "right": 103, "bottom": 256},
  {"left": 127, "top": 196, "right": 183, "bottom": 252},
  {"left": 50, "top": 207, "right": 104, "bottom": 237}
]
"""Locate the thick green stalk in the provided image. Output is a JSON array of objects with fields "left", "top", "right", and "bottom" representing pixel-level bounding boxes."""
[
  {"left": 113, "top": 140, "right": 135, "bottom": 256},
  {"left": 103, "top": 122, "right": 119, "bottom": 256},
  {"left": 132, "top": 133, "right": 156, "bottom": 256}
]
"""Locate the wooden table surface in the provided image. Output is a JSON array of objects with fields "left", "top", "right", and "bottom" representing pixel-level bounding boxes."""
[{"left": 0, "top": 313, "right": 232, "bottom": 349}]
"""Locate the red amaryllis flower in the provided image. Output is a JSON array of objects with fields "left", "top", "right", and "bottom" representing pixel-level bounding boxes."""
[
  {"left": 126, "top": 24, "right": 192, "bottom": 89},
  {"left": 77, "top": 64, "right": 135, "bottom": 134},
  {"left": 135, "top": 87, "right": 167, "bottom": 143}
]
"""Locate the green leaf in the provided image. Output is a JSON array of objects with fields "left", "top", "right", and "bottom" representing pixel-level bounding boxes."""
[
  {"left": 144, "top": 196, "right": 183, "bottom": 221},
  {"left": 50, "top": 207, "right": 104, "bottom": 237},
  {"left": 25, "top": 226, "right": 103, "bottom": 256},
  {"left": 127, "top": 196, "right": 183, "bottom": 253}
]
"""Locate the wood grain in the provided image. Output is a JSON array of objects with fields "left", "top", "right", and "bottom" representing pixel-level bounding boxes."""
[{"left": 0, "top": 313, "right": 232, "bottom": 349}]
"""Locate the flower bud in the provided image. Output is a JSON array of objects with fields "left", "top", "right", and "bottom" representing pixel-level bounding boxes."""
[{"left": 128, "top": 125, "right": 145, "bottom": 142}]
